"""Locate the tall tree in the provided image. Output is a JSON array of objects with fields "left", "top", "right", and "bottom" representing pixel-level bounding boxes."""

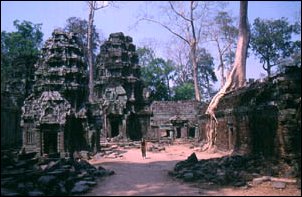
[
  {"left": 140, "top": 1, "right": 217, "bottom": 101},
  {"left": 173, "top": 82, "right": 195, "bottom": 101},
  {"left": 1, "top": 20, "right": 43, "bottom": 96},
  {"left": 196, "top": 48, "right": 217, "bottom": 101},
  {"left": 166, "top": 38, "right": 192, "bottom": 86},
  {"left": 136, "top": 46, "right": 156, "bottom": 67},
  {"left": 250, "top": 17, "right": 300, "bottom": 77},
  {"left": 87, "top": 1, "right": 109, "bottom": 102},
  {"left": 64, "top": 17, "right": 101, "bottom": 68},
  {"left": 204, "top": 1, "right": 250, "bottom": 151},
  {"left": 137, "top": 46, "right": 175, "bottom": 101},
  {"left": 167, "top": 42, "right": 217, "bottom": 101},
  {"left": 208, "top": 11, "right": 238, "bottom": 87}
]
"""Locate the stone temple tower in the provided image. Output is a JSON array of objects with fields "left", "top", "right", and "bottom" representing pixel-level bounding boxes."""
[
  {"left": 93, "top": 32, "right": 151, "bottom": 141},
  {"left": 21, "top": 30, "right": 89, "bottom": 157}
]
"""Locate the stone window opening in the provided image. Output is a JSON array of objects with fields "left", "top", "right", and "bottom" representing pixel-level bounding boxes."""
[{"left": 26, "top": 130, "right": 35, "bottom": 145}]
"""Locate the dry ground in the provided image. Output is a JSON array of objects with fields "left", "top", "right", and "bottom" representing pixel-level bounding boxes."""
[{"left": 83, "top": 141, "right": 301, "bottom": 196}]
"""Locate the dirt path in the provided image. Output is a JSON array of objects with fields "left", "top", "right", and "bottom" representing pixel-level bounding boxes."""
[{"left": 83, "top": 143, "right": 301, "bottom": 196}]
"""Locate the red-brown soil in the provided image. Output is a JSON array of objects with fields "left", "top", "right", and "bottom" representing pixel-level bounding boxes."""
[{"left": 84, "top": 141, "right": 300, "bottom": 196}]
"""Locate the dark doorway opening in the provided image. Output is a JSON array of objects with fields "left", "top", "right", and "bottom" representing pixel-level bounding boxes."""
[
  {"left": 176, "top": 127, "right": 181, "bottom": 138},
  {"left": 166, "top": 130, "right": 170, "bottom": 137},
  {"left": 189, "top": 127, "right": 195, "bottom": 138},
  {"left": 43, "top": 130, "right": 57, "bottom": 155},
  {"left": 110, "top": 117, "right": 120, "bottom": 137},
  {"left": 127, "top": 114, "right": 142, "bottom": 140},
  {"left": 65, "top": 115, "right": 86, "bottom": 154}
]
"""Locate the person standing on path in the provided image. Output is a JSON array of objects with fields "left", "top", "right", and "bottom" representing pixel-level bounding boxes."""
[{"left": 141, "top": 138, "right": 147, "bottom": 159}]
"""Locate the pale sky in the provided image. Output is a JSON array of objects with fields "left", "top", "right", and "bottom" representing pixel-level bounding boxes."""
[{"left": 1, "top": 1, "right": 301, "bottom": 88}]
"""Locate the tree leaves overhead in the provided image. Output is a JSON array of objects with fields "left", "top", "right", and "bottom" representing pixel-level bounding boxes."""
[
  {"left": 64, "top": 17, "right": 101, "bottom": 64},
  {"left": 2, "top": 20, "right": 43, "bottom": 60},
  {"left": 137, "top": 46, "right": 217, "bottom": 101},
  {"left": 196, "top": 47, "right": 217, "bottom": 101},
  {"left": 1, "top": 20, "right": 43, "bottom": 94},
  {"left": 250, "top": 17, "right": 300, "bottom": 77},
  {"left": 173, "top": 82, "right": 195, "bottom": 101},
  {"left": 137, "top": 46, "right": 174, "bottom": 101}
]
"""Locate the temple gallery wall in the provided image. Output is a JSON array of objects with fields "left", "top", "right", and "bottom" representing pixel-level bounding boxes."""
[{"left": 1, "top": 30, "right": 300, "bottom": 164}]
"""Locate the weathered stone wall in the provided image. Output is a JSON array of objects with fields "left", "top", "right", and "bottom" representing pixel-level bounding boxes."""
[
  {"left": 1, "top": 101, "right": 21, "bottom": 148},
  {"left": 199, "top": 66, "right": 301, "bottom": 163},
  {"left": 151, "top": 100, "right": 201, "bottom": 125},
  {"left": 21, "top": 30, "right": 89, "bottom": 156},
  {"left": 150, "top": 100, "right": 202, "bottom": 139},
  {"left": 93, "top": 32, "right": 151, "bottom": 141},
  {"left": 1, "top": 57, "right": 36, "bottom": 148}
]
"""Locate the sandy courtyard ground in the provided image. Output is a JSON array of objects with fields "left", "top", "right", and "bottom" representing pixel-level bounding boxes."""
[{"left": 83, "top": 141, "right": 301, "bottom": 196}]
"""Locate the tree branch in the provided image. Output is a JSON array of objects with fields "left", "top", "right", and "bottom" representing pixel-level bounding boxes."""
[
  {"left": 88, "top": 1, "right": 109, "bottom": 10},
  {"left": 140, "top": 18, "right": 190, "bottom": 45},
  {"left": 168, "top": 1, "right": 191, "bottom": 22},
  {"left": 190, "top": 1, "right": 197, "bottom": 43}
]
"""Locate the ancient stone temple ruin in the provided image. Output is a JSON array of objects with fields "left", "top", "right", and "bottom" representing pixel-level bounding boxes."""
[
  {"left": 21, "top": 30, "right": 88, "bottom": 157},
  {"left": 20, "top": 31, "right": 151, "bottom": 156},
  {"left": 93, "top": 32, "right": 151, "bottom": 141},
  {"left": 150, "top": 101, "right": 201, "bottom": 139},
  {"left": 17, "top": 29, "right": 300, "bottom": 171}
]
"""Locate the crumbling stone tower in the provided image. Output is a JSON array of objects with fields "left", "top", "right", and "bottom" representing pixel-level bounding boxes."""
[
  {"left": 21, "top": 30, "right": 88, "bottom": 156},
  {"left": 93, "top": 32, "right": 151, "bottom": 141}
]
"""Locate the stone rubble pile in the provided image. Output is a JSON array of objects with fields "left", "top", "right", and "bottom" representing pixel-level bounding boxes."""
[
  {"left": 21, "top": 29, "right": 90, "bottom": 155},
  {"left": 147, "top": 144, "right": 166, "bottom": 152},
  {"left": 92, "top": 140, "right": 172, "bottom": 159},
  {"left": 169, "top": 153, "right": 300, "bottom": 189},
  {"left": 1, "top": 150, "right": 114, "bottom": 196}
]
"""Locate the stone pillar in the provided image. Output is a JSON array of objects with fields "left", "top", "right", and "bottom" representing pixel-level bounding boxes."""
[
  {"left": 106, "top": 115, "right": 111, "bottom": 138},
  {"left": 122, "top": 115, "right": 127, "bottom": 138},
  {"left": 22, "top": 126, "right": 27, "bottom": 147},
  {"left": 169, "top": 130, "right": 174, "bottom": 139},
  {"left": 194, "top": 127, "right": 198, "bottom": 139},
  {"left": 41, "top": 131, "right": 44, "bottom": 156},
  {"left": 36, "top": 130, "right": 42, "bottom": 156},
  {"left": 32, "top": 128, "right": 39, "bottom": 154},
  {"left": 58, "top": 131, "right": 65, "bottom": 157},
  {"left": 181, "top": 127, "right": 187, "bottom": 138}
]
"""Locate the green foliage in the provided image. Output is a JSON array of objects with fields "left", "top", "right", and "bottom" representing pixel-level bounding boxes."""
[
  {"left": 197, "top": 48, "right": 217, "bottom": 101},
  {"left": 214, "top": 11, "right": 238, "bottom": 71},
  {"left": 64, "top": 17, "right": 100, "bottom": 68},
  {"left": 136, "top": 46, "right": 155, "bottom": 67},
  {"left": 137, "top": 47, "right": 174, "bottom": 101},
  {"left": 250, "top": 17, "right": 300, "bottom": 76},
  {"left": 138, "top": 46, "right": 217, "bottom": 101},
  {"left": 1, "top": 20, "right": 43, "bottom": 94},
  {"left": 173, "top": 82, "right": 195, "bottom": 101},
  {"left": 172, "top": 46, "right": 217, "bottom": 101},
  {"left": 1, "top": 20, "right": 43, "bottom": 62},
  {"left": 214, "top": 11, "right": 238, "bottom": 44}
]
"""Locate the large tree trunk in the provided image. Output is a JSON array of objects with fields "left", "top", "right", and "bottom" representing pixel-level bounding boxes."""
[
  {"left": 88, "top": 2, "right": 94, "bottom": 102},
  {"left": 190, "top": 1, "right": 201, "bottom": 101},
  {"left": 203, "top": 1, "right": 250, "bottom": 151},
  {"left": 234, "top": 1, "right": 249, "bottom": 88},
  {"left": 191, "top": 44, "right": 201, "bottom": 101},
  {"left": 219, "top": 54, "right": 226, "bottom": 88}
]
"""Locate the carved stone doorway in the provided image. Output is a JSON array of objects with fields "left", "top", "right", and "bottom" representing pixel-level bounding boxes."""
[
  {"left": 64, "top": 115, "right": 86, "bottom": 154},
  {"left": 176, "top": 127, "right": 181, "bottom": 138},
  {"left": 127, "top": 114, "right": 142, "bottom": 140},
  {"left": 43, "top": 129, "right": 58, "bottom": 155},
  {"left": 188, "top": 127, "right": 195, "bottom": 138},
  {"left": 108, "top": 116, "right": 121, "bottom": 138}
]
